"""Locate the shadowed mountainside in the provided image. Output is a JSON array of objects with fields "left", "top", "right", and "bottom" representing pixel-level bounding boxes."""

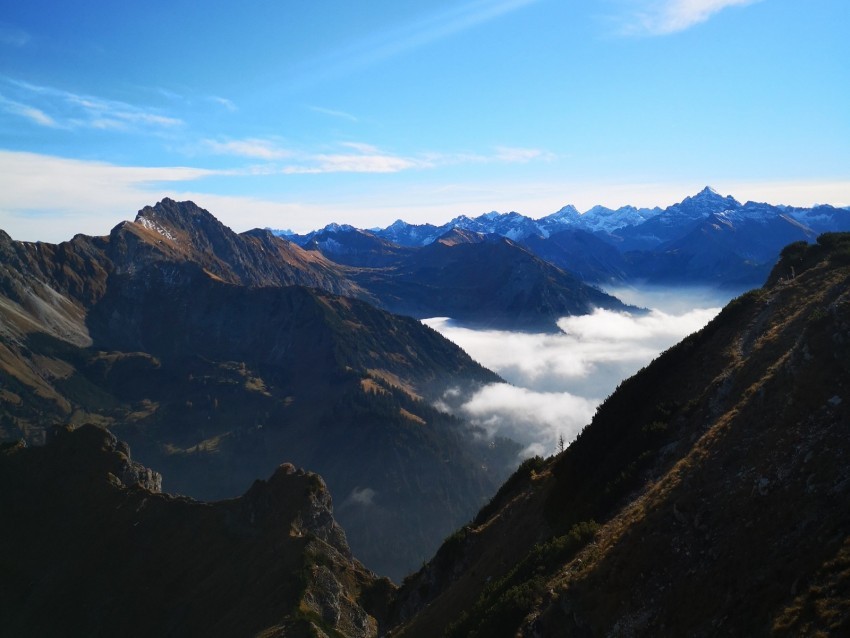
[
  {"left": 0, "top": 201, "right": 520, "bottom": 581},
  {"left": 387, "top": 233, "right": 850, "bottom": 637},
  {"left": 0, "top": 424, "right": 392, "bottom": 638},
  {"left": 322, "top": 228, "right": 634, "bottom": 332}
]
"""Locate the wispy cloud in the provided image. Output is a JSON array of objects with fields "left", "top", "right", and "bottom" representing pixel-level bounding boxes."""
[
  {"left": 209, "top": 95, "right": 237, "bottom": 112},
  {"left": 494, "top": 146, "right": 556, "bottom": 163},
  {"left": 275, "top": 142, "right": 424, "bottom": 175},
  {"left": 618, "top": 0, "right": 762, "bottom": 35},
  {"left": 309, "top": 105, "right": 358, "bottom": 122},
  {"left": 0, "top": 22, "right": 30, "bottom": 47},
  {"left": 204, "top": 137, "right": 293, "bottom": 160},
  {"left": 0, "top": 94, "right": 59, "bottom": 127},
  {"left": 1, "top": 77, "right": 183, "bottom": 131},
  {"left": 269, "top": 142, "right": 555, "bottom": 175},
  {"left": 340, "top": 487, "right": 378, "bottom": 508},
  {"left": 298, "top": 153, "right": 420, "bottom": 174},
  {"left": 294, "top": 0, "right": 542, "bottom": 87}
]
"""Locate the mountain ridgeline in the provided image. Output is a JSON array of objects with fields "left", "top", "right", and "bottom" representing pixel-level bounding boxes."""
[
  {"left": 387, "top": 232, "right": 850, "bottom": 637},
  {"left": 0, "top": 199, "right": 523, "bottom": 581},
  {"left": 283, "top": 186, "right": 850, "bottom": 290}
]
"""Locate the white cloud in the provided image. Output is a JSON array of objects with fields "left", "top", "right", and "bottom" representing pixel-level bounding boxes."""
[
  {"left": 298, "top": 152, "right": 421, "bottom": 174},
  {"left": 198, "top": 141, "right": 554, "bottom": 176},
  {"left": 494, "top": 146, "right": 556, "bottom": 163},
  {"left": 0, "top": 95, "right": 59, "bottom": 127},
  {"left": 204, "top": 138, "right": 293, "bottom": 160},
  {"left": 209, "top": 95, "right": 237, "bottom": 112},
  {"left": 425, "top": 303, "right": 725, "bottom": 456},
  {"left": 278, "top": 142, "right": 429, "bottom": 175},
  {"left": 620, "top": 0, "right": 762, "bottom": 35},
  {"left": 457, "top": 383, "right": 599, "bottom": 457},
  {"left": 426, "top": 306, "right": 720, "bottom": 391},
  {"left": 342, "top": 486, "right": 377, "bottom": 507},
  {"left": 0, "top": 151, "right": 216, "bottom": 241}
]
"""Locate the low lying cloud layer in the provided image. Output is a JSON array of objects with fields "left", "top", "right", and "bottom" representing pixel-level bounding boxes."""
[{"left": 425, "top": 297, "right": 727, "bottom": 457}]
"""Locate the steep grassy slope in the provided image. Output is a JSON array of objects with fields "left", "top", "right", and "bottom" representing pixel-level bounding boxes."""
[
  {"left": 0, "top": 425, "right": 390, "bottom": 638},
  {"left": 389, "top": 233, "right": 850, "bottom": 637}
]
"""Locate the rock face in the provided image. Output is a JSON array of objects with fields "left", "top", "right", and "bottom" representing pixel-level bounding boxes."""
[
  {"left": 387, "top": 233, "right": 850, "bottom": 637},
  {"left": 0, "top": 424, "right": 390, "bottom": 638}
]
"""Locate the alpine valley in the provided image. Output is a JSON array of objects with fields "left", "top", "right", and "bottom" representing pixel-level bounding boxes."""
[{"left": 2, "top": 190, "right": 850, "bottom": 636}]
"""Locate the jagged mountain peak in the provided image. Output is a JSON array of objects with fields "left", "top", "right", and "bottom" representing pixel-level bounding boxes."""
[
  {"left": 478, "top": 211, "right": 503, "bottom": 221},
  {"left": 435, "top": 227, "right": 489, "bottom": 246},
  {"left": 448, "top": 214, "right": 475, "bottom": 226},
  {"left": 136, "top": 198, "right": 218, "bottom": 229},
  {"left": 680, "top": 185, "right": 741, "bottom": 208},
  {"left": 321, "top": 222, "right": 356, "bottom": 233},
  {"left": 128, "top": 198, "right": 240, "bottom": 251},
  {"left": 542, "top": 204, "right": 581, "bottom": 221}
]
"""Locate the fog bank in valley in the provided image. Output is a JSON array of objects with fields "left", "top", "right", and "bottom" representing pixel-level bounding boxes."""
[{"left": 425, "top": 287, "right": 741, "bottom": 458}]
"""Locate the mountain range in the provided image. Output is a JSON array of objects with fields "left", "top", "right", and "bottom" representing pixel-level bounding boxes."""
[
  {"left": 4, "top": 229, "right": 850, "bottom": 635},
  {"left": 280, "top": 187, "right": 850, "bottom": 289},
  {"left": 0, "top": 200, "right": 533, "bottom": 580}
]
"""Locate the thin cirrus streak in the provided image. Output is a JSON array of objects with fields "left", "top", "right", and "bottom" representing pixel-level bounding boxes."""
[
  {"left": 0, "top": 76, "right": 183, "bottom": 131},
  {"left": 619, "top": 0, "right": 763, "bottom": 35},
  {"left": 288, "top": 0, "right": 542, "bottom": 89}
]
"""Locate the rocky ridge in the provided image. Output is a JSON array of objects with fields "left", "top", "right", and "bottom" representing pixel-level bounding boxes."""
[{"left": 0, "top": 424, "right": 389, "bottom": 637}]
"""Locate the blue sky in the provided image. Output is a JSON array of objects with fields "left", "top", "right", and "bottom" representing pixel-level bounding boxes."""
[{"left": 1, "top": 0, "right": 847, "bottom": 242}]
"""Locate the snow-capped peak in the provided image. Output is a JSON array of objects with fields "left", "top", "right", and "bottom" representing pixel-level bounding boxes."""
[{"left": 321, "top": 222, "right": 355, "bottom": 233}]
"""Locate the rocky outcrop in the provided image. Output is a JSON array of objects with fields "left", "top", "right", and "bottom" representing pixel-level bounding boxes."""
[{"left": 0, "top": 424, "right": 390, "bottom": 637}]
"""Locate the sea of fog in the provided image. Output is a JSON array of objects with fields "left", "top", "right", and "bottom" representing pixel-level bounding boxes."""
[{"left": 423, "top": 286, "right": 744, "bottom": 458}]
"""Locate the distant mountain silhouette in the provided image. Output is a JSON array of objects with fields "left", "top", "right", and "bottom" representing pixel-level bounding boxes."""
[{"left": 286, "top": 187, "right": 850, "bottom": 289}]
